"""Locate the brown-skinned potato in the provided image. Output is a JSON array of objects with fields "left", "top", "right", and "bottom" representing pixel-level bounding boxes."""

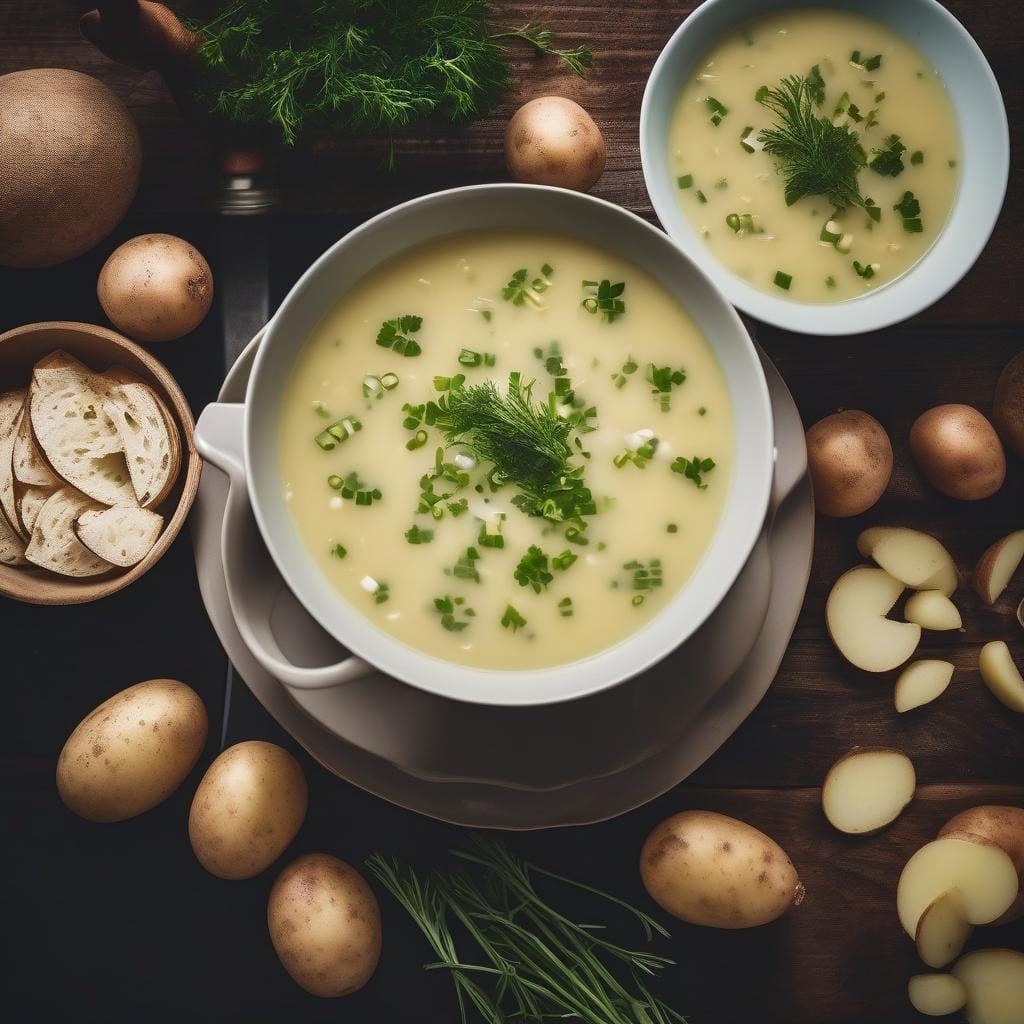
[
  {"left": 909, "top": 404, "right": 1005, "bottom": 500},
  {"left": 993, "top": 350, "right": 1024, "bottom": 458},
  {"left": 806, "top": 410, "right": 892, "bottom": 517}
]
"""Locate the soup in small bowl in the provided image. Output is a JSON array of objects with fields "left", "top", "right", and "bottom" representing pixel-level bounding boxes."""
[
  {"left": 641, "top": 0, "right": 1009, "bottom": 334},
  {"left": 205, "top": 186, "right": 774, "bottom": 706}
]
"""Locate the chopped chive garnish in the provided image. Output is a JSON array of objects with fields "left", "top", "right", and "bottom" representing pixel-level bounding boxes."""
[
  {"left": 565, "top": 525, "right": 589, "bottom": 546},
  {"left": 819, "top": 219, "right": 842, "bottom": 245},
  {"left": 740, "top": 125, "right": 757, "bottom": 153},
  {"left": 695, "top": 189, "right": 707, "bottom": 204},
  {"left": 624, "top": 558, "right": 663, "bottom": 594},
  {"left": 329, "top": 543, "right": 347, "bottom": 558},
  {"left": 433, "top": 594, "right": 474, "bottom": 631},
  {"left": 671, "top": 455, "right": 716, "bottom": 489},
  {"left": 362, "top": 373, "right": 400, "bottom": 399},
  {"left": 581, "top": 279, "right": 626, "bottom": 323},
  {"left": 376, "top": 315, "right": 423, "bottom": 357},
  {"left": 677, "top": 173, "right": 694, "bottom": 189},
  {"left": 611, "top": 355, "right": 638, "bottom": 389},
  {"left": 406, "top": 428, "right": 429, "bottom": 451},
  {"left": 648, "top": 364, "right": 686, "bottom": 412},
  {"left": 632, "top": 595, "right": 645, "bottom": 607},
  {"left": 893, "top": 191, "right": 922, "bottom": 232},
  {"left": 558, "top": 596, "right": 574, "bottom": 618},
  {"left": 328, "top": 474, "right": 343, "bottom": 490},
  {"left": 478, "top": 521, "right": 505, "bottom": 549},
  {"left": 404, "top": 524, "right": 434, "bottom": 544},
  {"left": 615, "top": 435, "right": 659, "bottom": 469},
  {"left": 480, "top": 308, "right": 493, "bottom": 322},
  {"left": 773, "top": 270, "right": 792, "bottom": 291},
  {"left": 458, "top": 348, "right": 481, "bottom": 367},
  {"left": 372, "top": 581, "right": 390, "bottom": 605},
  {"left": 552, "top": 549, "right": 578, "bottom": 572},
  {"left": 313, "top": 400, "right": 331, "bottom": 418},
  {"left": 314, "top": 416, "right": 362, "bottom": 451},
  {"left": 330, "top": 470, "right": 382, "bottom": 505},
  {"left": 852, "top": 260, "right": 879, "bottom": 279},
  {"left": 449, "top": 546, "right": 481, "bottom": 582},
  {"left": 911, "top": 150, "right": 924, "bottom": 165},
  {"left": 666, "top": 523, "right": 678, "bottom": 534},
  {"left": 850, "top": 50, "right": 882, "bottom": 71},
  {"left": 514, "top": 545, "right": 553, "bottom": 593},
  {"left": 726, "top": 212, "right": 762, "bottom": 236},
  {"left": 705, "top": 96, "right": 729, "bottom": 126},
  {"left": 502, "top": 265, "right": 553, "bottom": 307},
  {"left": 501, "top": 604, "right": 527, "bottom": 632}
]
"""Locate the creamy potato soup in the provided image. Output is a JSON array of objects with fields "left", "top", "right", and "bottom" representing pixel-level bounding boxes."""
[
  {"left": 670, "top": 8, "right": 960, "bottom": 302},
  {"left": 279, "top": 230, "right": 734, "bottom": 670}
]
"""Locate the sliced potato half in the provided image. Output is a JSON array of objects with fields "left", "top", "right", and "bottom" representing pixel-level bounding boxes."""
[
  {"left": 974, "top": 531, "right": 1024, "bottom": 606},
  {"left": 908, "top": 974, "right": 968, "bottom": 1016},
  {"left": 916, "top": 890, "right": 972, "bottom": 968},
  {"left": 826, "top": 566, "right": 921, "bottom": 672},
  {"left": 822, "top": 747, "right": 915, "bottom": 835},
  {"left": 895, "top": 660, "right": 954, "bottom": 713},
  {"left": 979, "top": 641, "right": 1024, "bottom": 713},
  {"left": 951, "top": 949, "right": 1024, "bottom": 1024},
  {"left": 904, "top": 590, "right": 962, "bottom": 631},
  {"left": 857, "top": 526, "right": 958, "bottom": 596},
  {"left": 897, "top": 834, "right": 1018, "bottom": 938}
]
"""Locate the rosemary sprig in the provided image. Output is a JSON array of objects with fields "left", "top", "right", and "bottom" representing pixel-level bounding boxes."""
[
  {"left": 757, "top": 74, "right": 866, "bottom": 209},
  {"left": 366, "top": 836, "right": 687, "bottom": 1024}
]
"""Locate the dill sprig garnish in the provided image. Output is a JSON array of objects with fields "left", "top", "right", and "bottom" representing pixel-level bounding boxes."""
[
  {"left": 757, "top": 74, "right": 866, "bottom": 209},
  {"left": 366, "top": 835, "right": 687, "bottom": 1024},
  {"left": 188, "top": 1, "right": 592, "bottom": 159}
]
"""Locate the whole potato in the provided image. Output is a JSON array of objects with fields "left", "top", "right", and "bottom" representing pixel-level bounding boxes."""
[
  {"left": 188, "top": 740, "right": 307, "bottom": 880},
  {"left": 505, "top": 96, "right": 606, "bottom": 193},
  {"left": 993, "top": 351, "right": 1024, "bottom": 459},
  {"left": 57, "top": 679, "right": 207, "bottom": 822},
  {"left": 909, "top": 404, "right": 1006, "bottom": 500},
  {"left": 806, "top": 410, "right": 892, "bottom": 517},
  {"left": 640, "top": 810, "right": 805, "bottom": 928},
  {"left": 268, "top": 853, "right": 382, "bottom": 998},
  {"left": 97, "top": 233, "right": 213, "bottom": 342},
  {"left": 939, "top": 806, "right": 1024, "bottom": 924}
]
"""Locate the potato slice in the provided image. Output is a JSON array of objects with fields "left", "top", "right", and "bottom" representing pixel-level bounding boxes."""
[
  {"left": 904, "top": 590, "right": 962, "bottom": 631},
  {"left": 857, "top": 526, "right": 958, "bottom": 596},
  {"left": 974, "top": 531, "right": 1024, "bottom": 606},
  {"left": 822, "top": 747, "right": 915, "bottom": 835},
  {"left": 916, "top": 890, "right": 972, "bottom": 968},
  {"left": 951, "top": 949, "right": 1024, "bottom": 1024},
  {"left": 979, "top": 641, "right": 1024, "bottom": 713},
  {"left": 895, "top": 660, "right": 954, "bottom": 713},
  {"left": 908, "top": 974, "right": 968, "bottom": 1016},
  {"left": 897, "top": 834, "right": 1018, "bottom": 937},
  {"left": 826, "top": 566, "right": 921, "bottom": 672},
  {"left": 939, "top": 806, "right": 1024, "bottom": 925}
]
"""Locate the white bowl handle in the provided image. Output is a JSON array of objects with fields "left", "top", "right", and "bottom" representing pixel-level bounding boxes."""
[{"left": 194, "top": 402, "right": 375, "bottom": 690}]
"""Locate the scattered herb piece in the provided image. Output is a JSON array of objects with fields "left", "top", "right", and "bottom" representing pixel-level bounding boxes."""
[
  {"left": 867, "top": 135, "right": 906, "bottom": 177},
  {"left": 911, "top": 150, "right": 924, "bottom": 165},
  {"left": 552, "top": 549, "right": 578, "bottom": 572},
  {"left": 612, "top": 355, "right": 639, "bottom": 389},
  {"left": 705, "top": 96, "right": 729, "bottom": 126},
  {"left": 313, "top": 400, "right": 331, "bottom": 418},
  {"left": 514, "top": 545, "right": 553, "bottom": 593},
  {"left": 893, "top": 190, "right": 922, "bottom": 232},
  {"left": 581, "top": 279, "right": 626, "bottom": 322},
  {"left": 404, "top": 524, "right": 434, "bottom": 545},
  {"left": 853, "top": 260, "right": 878, "bottom": 279},
  {"left": 677, "top": 173, "right": 693, "bottom": 189},
  {"left": 826, "top": 275, "right": 837, "bottom": 289},
  {"left": 502, "top": 265, "right": 553, "bottom": 307},
  {"left": 433, "top": 594, "right": 475, "bottom": 631},
  {"left": 850, "top": 50, "right": 882, "bottom": 71},
  {"left": 501, "top": 604, "right": 527, "bottom": 632},
  {"left": 725, "top": 212, "right": 762, "bottom": 236},
  {"left": 695, "top": 189, "right": 707, "bottom": 204},
  {"left": 625, "top": 558, "right": 663, "bottom": 595},
  {"left": 806, "top": 64, "right": 826, "bottom": 106},
  {"left": 314, "top": 415, "right": 362, "bottom": 451},
  {"left": 405, "top": 428, "right": 429, "bottom": 451},
  {"left": 773, "top": 270, "right": 793, "bottom": 291},
  {"left": 330, "top": 469, "right": 382, "bottom": 505},
  {"left": 449, "top": 546, "right": 482, "bottom": 582},
  {"left": 477, "top": 520, "right": 505, "bottom": 549},
  {"left": 362, "top": 373, "right": 400, "bottom": 400},
  {"left": 648, "top": 364, "right": 686, "bottom": 411},
  {"left": 671, "top": 455, "right": 716, "bottom": 489},
  {"left": 376, "top": 314, "right": 423, "bottom": 357},
  {"left": 329, "top": 543, "right": 347, "bottom": 559},
  {"left": 666, "top": 523, "right": 678, "bottom": 534},
  {"left": 755, "top": 84, "right": 769, "bottom": 103},
  {"left": 558, "top": 596, "right": 574, "bottom": 617}
]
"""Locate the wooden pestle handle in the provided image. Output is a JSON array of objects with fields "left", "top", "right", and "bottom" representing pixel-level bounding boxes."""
[{"left": 80, "top": 0, "right": 201, "bottom": 71}]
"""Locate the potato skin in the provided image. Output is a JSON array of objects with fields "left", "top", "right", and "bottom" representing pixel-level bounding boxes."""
[
  {"left": 909, "top": 405, "right": 1005, "bottom": 500},
  {"left": 268, "top": 853, "right": 382, "bottom": 998},
  {"left": 504, "top": 96, "right": 606, "bottom": 193},
  {"left": 640, "top": 810, "right": 805, "bottom": 928},
  {"left": 806, "top": 411, "right": 892, "bottom": 517},
  {"left": 993, "top": 351, "right": 1024, "bottom": 458},
  {"left": 939, "top": 806, "right": 1024, "bottom": 924},
  {"left": 188, "top": 740, "right": 307, "bottom": 880},
  {"left": 56, "top": 679, "right": 207, "bottom": 822},
  {"left": 98, "top": 233, "right": 213, "bottom": 342}
]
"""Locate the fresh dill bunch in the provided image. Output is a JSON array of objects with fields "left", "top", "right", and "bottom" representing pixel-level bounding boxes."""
[
  {"left": 757, "top": 75, "right": 866, "bottom": 209},
  {"left": 188, "top": 1, "right": 592, "bottom": 158},
  {"left": 443, "top": 373, "right": 574, "bottom": 499},
  {"left": 366, "top": 836, "right": 687, "bottom": 1024}
]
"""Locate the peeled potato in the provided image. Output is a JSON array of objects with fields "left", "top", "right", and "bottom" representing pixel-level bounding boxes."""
[
  {"left": 974, "top": 531, "right": 1024, "bottom": 605},
  {"left": 822, "top": 747, "right": 916, "bottom": 835},
  {"left": 826, "top": 566, "right": 920, "bottom": 672},
  {"left": 909, "top": 405, "right": 1006, "bottom": 500},
  {"left": 908, "top": 974, "right": 968, "bottom": 1016},
  {"left": 806, "top": 410, "right": 892, "bottom": 517},
  {"left": 940, "top": 806, "right": 1024, "bottom": 925},
  {"left": 897, "top": 834, "right": 1018, "bottom": 938},
  {"left": 856, "top": 526, "right": 957, "bottom": 596},
  {"left": 978, "top": 641, "right": 1024, "bottom": 713},
  {"left": 916, "top": 890, "right": 972, "bottom": 968},
  {"left": 188, "top": 740, "right": 308, "bottom": 880},
  {"left": 951, "top": 949, "right": 1024, "bottom": 1024},
  {"left": 904, "top": 590, "right": 962, "bottom": 631},
  {"left": 640, "top": 810, "right": 805, "bottom": 928},
  {"left": 268, "top": 853, "right": 382, "bottom": 998},
  {"left": 895, "top": 660, "right": 955, "bottom": 713}
]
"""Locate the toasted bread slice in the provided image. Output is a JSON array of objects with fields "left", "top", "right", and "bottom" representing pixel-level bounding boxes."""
[
  {"left": 0, "top": 391, "right": 27, "bottom": 540},
  {"left": 17, "top": 485, "right": 54, "bottom": 535},
  {"left": 24, "top": 486, "right": 113, "bottom": 577},
  {"left": 74, "top": 505, "right": 163, "bottom": 567},
  {"left": 0, "top": 500, "right": 26, "bottom": 565},
  {"left": 13, "top": 400, "right": 60, "bottom": 488},
  {"left": 102, "top": 381, "right": 180, "bottom": 507},
  {"left": 29, "top": 353, "right": 137, "bottom": 507}
]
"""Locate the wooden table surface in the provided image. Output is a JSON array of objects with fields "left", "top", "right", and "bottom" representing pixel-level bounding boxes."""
[{"left": 2, "top": 3, "right": 1022, "bottom": 1023}]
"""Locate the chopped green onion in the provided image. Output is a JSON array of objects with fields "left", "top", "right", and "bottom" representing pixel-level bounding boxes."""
[
  {"left": 433, "top": 594, "right": 474, "bottom": 631},
  {"left": 632, "top": 595, "right": 645, "bottom": 607},
  {"left": 581, "top": 279, "right": 626, "bottom": 323},
  {"left": 611, "top": 355, "right": 638, "bottom": 389},
  {"left": 552, "top": 549, "right": 578, "bottom": 572},
  {"left": 502, "top": 265, "right": 553, "bottom": 307},
  {"left": 666, "top": 523, "right": 678, "bottom": 534},
  {"left": 671, "top": 455, "right": 716, "bottom": 489},
  {"left": 405, "top": 429, "right": 428, "bottom": 451},
  {"left": 739, "top": 125, "right": 757, "bottom": 153},
  {"left": 773, "top": 270, "right": 792, "bottom": 291},
  {"left": 558, "top": 596, "right": 574, "bottom": 618},
  {"left": 315, "top": 416, "right": 363, "bottom": 451},
  {"left": 458, "top": 348, "right": 483, "bottom": 367},
  {"left": 433, "top": 374, "right": 466, "bottom": 393},
  {"left": 313, "top": 400, "right": 331, "bottom": 418},
  {"left": 705, "top": 96, "right": 728, "bottom": 126},
  {"left": 677, "top": 173, "right": 693, "bottom": 189},
  {"left": 852, "top": 260, "right": 879, "bottom": 279},
  {"left": 450, "top": 546, "right": 481, "bottom": 582},
  {"left": 695, "top": 189, "right": 707, "bottom": 204},
  {"left": 819, "top": 219, "right": 842, "bottom": 245},
  {"left": 501, "top": 604, "right": 527, "bottom": 632},
  {"left": 726, "top": 212, "right": 762, "bottom": 236}
]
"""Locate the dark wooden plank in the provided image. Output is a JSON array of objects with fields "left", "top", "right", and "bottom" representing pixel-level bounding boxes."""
[{"left": 0, "top": 0, "right": 1021, "bottom": 322}]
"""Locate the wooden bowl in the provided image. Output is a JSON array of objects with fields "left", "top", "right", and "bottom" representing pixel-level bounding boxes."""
[{"left": 0, "top": 321, "right": 201, "bottom": 604}]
